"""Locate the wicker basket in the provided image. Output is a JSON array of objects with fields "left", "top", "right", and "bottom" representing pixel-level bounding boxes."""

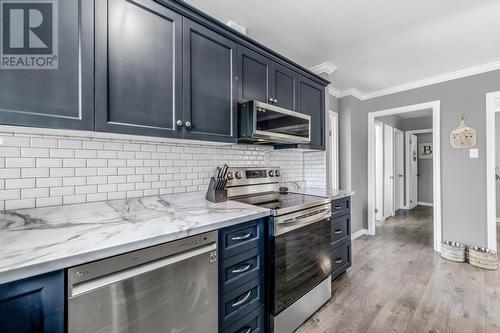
[
  {"left": 440, "top": 241, "right": 466, "bottom": 263},
  {"left": 468, "top": 247, "right": 498, "bottom": 270}
]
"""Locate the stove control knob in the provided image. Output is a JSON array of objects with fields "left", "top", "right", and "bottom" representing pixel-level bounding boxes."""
[
  {"left": 235, "top": 171, "right": 243, "bottom": 179},
  {"left": 227, "top": 171, "right": 234, "bottom": 180},
  {"left": 275, "top": 170, "right": 280, "bottom": 177},
  {"left": 268, "top": 170, "right": 274, "bottom": 177}
]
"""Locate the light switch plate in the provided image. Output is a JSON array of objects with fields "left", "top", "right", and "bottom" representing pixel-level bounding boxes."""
[{"left": 469, "top": 148, "right": 479, "bottom": 159}]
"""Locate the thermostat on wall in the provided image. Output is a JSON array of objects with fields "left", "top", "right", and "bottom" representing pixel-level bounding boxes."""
[{"left": 469, "top": 148, "right": 479, "bottom": 159}]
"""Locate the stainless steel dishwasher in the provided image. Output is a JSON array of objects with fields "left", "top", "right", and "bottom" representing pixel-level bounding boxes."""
[{"left": 67, "top": 231, "right": 218, "bottom": 333}]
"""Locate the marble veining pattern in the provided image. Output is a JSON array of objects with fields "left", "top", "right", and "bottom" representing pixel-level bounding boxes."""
[{"left": 0, "top": 191, "right": 269, "bottom": 284}]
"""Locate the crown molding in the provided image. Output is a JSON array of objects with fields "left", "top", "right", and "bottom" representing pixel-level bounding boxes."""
[
  {"left": 310, "top": 62, "right": 338, "bottom": 76},
  {"left": 328, "top": 59, "right": 500, "bottom": 101}
]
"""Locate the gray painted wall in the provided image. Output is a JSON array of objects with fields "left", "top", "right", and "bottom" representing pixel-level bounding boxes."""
[
  {"left": 496, "top": 112, "right": 500, "bottom": 217},
  {"left": 338, "top": 69, "right": 500, "bottom": 247},
  {"left": 376, "top": 115, "right": 404, "bottom": 130},
  {"left": 402, "top": 115, "right": 433, "bottom": 131},
  {"left": 416, "top": 132, "right": 433, "bottom": 203}
]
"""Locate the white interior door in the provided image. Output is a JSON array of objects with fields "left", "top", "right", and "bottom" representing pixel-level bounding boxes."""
[
  {"left": 394, "top": 129, "right": 405, "bottom": 211},
  {"left": 375, "top": 121, "right": 384, "bottom": 221},
  {"left": 384, "top": 125, "right": 394, "bottom": 218},
  {"left": 329, "top": 111, "right": 339, "bottom": 189},
  {"left": 409, "top": 134, "right": 418, "bottom": 209}
]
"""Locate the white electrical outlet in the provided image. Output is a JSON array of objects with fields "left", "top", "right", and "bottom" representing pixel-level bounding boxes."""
[{"left": 469, "top": 148, "right": 479, "bottom": 159}]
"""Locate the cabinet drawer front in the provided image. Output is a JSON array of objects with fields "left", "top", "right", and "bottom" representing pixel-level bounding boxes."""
[
  {"left": 332, "top": 197, "right": 351, "bottom": 217},
  {"left": 221, "top": 305, "right": 265, "bottom": 333},
  {"left": 219, "top": 219, "right": 264, "bottom": 258},
  {"left": 220, "top": 247, "right": 264, "bottom": 295},
  {"left": 331, "top": 241, "right": 351, "bottom": 276},
  {"left": 331, "top": 214, "right": 351, "bottom": 245},
  {"left": 219, "top": 275, "right": 265, "bottom": 329}
]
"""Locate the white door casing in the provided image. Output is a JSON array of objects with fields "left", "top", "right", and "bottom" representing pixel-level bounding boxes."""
[
  {"left": 367, "top": 101, "right": 441, "bottom": 252},
  {"left": 375, "top": 121, "right": 384, "bottom": 221},
  {"left": 383, "top": 124, "right": 395, "bottom": 218},
  {"left": 394, "top": 129, "right": 405, "bottom": 211},
  {"left": 328, "top": 111, "right": 339, "bottom": 189},
  {"left": 486, "top": 92, "right": 500, "bottom": 251},
  {"left": 409, "top": 134, "right": 418, "bottom": 210}
]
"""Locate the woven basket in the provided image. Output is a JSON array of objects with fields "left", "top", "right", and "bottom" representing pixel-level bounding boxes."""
[
  {"left": 440, "top": 241, "right": 466, "bottom": 263},
  {"left": 468, "top": 247, "right": 498, "bottom": 270}
]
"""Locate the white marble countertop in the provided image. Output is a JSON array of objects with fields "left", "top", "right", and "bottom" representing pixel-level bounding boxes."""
[
  {"left": 281, "top": 182, "right": 355, "bottom": 200},
  {"left": 0, "top": 192, "right": 269, "bottom": 284}
]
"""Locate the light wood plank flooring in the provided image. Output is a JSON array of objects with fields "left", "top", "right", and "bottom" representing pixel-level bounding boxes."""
[{"left": 297, "top": 206, "right": 500, "bottom": 333}]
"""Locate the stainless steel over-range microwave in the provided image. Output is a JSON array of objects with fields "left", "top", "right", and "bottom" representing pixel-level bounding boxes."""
[{"left": 238, "top": 100, "right": 311, "bottom": 144}]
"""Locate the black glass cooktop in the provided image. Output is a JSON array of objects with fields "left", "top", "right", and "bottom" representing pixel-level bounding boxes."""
[{"left": 233, "top": 192, "right": 329, "bottom": 216}]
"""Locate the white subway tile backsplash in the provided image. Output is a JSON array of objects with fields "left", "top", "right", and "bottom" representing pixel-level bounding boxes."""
[
  {"left": 6, "top": 158, "right": 35, "bottom": 168},
  {"left": 6, "top": 178, "right": 35, "bottom": 189},
  {"left": 0, "top": 126, "right": 325, "bottom": 210},
  {"left": 5, "top": 198, "right": 35, "bottom": 210},
  {"left": 0, "top": 147, "right": 21, "bottom": 157}
]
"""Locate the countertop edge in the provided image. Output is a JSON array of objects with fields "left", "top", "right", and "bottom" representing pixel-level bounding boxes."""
[{"left": 0, "top": 210, "right": 269, "bottom": 285}]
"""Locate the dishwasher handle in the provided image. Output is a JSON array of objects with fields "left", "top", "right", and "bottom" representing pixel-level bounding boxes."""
[{"left": 69, "top": 242, "right": 216, "bottom": 298}]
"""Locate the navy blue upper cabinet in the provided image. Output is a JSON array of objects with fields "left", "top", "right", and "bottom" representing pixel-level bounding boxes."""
[
  {"left": 237, "top": 46, "right": 298, "bottom": 110},
  {"left": 182, "top": 19, "right": 238, "bottom": 143},
  {"left": 271, "top": 63, "right": 298, "bottom": 111},
  {"left": 0, "top": 270, "right": 64, "bottom": 333},
  {"left": 298, "top": 76, "right": 326, "bottom": 150},
  {"left": 0, "top": 0, "right": 94, "bottom": 130},
  {"left": 237, "top": 46, "right": 273, "bottom": 104},
  {"left": 95, "top": 0, "right": 183, "bottom": 138}
]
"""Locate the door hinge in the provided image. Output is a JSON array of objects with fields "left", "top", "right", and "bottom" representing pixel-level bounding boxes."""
[{"left": 375, "top": 208, "right": 379, "bottom": 213}]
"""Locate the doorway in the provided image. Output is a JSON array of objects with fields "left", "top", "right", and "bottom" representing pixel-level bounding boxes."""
[
  {"left": 486, "top": 92, "right": 500, "bottom": 251},
  {"left": 368, "top": 101, "right": 442, "bottom": 252}
]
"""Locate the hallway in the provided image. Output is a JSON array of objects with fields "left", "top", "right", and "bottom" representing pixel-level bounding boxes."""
[{"left": 298, "top": 206, "right": 500, "bottom": 333}]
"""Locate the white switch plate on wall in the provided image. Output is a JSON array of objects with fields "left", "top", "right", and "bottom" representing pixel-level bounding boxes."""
[{"left": 469, "top": 148, "right": 479, "bottom": 158}]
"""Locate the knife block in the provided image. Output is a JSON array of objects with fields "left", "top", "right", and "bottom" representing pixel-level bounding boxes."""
[{"left": 205, "top": 177, "right": 227, "bottom": 203}]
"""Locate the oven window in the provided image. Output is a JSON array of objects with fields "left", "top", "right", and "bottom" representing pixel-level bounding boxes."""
[
  {"left": 273, "top": 219, "right": 331, "bottom": 315},
  {"left": 256, "top": 108, "right": 309, "bottom": 138}
]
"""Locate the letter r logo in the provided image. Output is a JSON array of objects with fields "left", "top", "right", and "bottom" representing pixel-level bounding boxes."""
[{"left": 1, "top": 1, "right": 54, "bottom": 54}]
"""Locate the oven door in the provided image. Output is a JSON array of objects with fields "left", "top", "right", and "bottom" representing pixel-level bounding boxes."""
[{"left": 270, "top": 204, "right": 332, "bottom": 315}]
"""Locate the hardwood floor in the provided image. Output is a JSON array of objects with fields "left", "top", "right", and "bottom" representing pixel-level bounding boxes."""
[{"left": 297, "top": 206, "right": 500, "bottom": 333}]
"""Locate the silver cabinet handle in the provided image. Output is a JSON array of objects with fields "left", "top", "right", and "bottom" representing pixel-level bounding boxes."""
[
  {"left": 334, "top": 258, "right": 343, "bottom": 264},
  {"left": 232, "top": 291, "right": 252, "bottom": 307},
  {"left": 232, "top": 232, "right": 252, "bottom": 241},
  {"left": 334, "top": 229, "right": 342, "bottom": 234},
  {"left": 176, "top": 120, "right": 183, "bottom": 126},
  {"left": 232, "top": 263, "right": 252, "bottom": 274},
  {"left": 334, "top": 205, "right": 343, "bottom": 210},
  {"left": 185, "top": 121, "right": 191, "bottom": 128}
]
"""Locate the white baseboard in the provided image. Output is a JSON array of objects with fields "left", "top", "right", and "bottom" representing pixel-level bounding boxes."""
[
  {"left": 417, "top": 201, "right": 433, "bottom": 207},
  {"left": 352, "top": 228, "right": 369, "bottom": 240}
]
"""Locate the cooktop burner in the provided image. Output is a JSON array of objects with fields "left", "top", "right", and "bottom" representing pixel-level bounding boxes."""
[{"left": 233, "top": 192, "right": 330, "bottom": 216}]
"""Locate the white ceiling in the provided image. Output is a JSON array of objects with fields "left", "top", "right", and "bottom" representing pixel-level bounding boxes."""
[{"left": 185, "top": 0, "right": 500, "bottom": 94}]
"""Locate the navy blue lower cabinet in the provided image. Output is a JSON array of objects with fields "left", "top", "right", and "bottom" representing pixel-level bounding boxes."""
[
  {"left": 218, "top": 218, "right": 266, "bottom": 332},
  {"left": 219, "top": 218, "right": 265, "bottom": 259},
  {"left": 221, "top": 305, "right": 265, "bottom": 333},
  {"left": 331, "top": 239, "right": 352, "bottom": 280},
  {"left": 219, "top": 275, "right": 265, "bottom": 329},
  {"left": 0, "top": 270, "right": 65, "bottom": 333},
  {"left": 219, "top": 246, "right": 264, "bottom": 296}
]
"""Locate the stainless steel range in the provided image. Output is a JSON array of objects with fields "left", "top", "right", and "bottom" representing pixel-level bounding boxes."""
[{"left": 227, "top": 167, "right": 332, "bottom": 333}]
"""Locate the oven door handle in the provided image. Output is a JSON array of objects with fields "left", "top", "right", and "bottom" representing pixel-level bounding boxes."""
[{"left": 276, "top": 207, "right": 331, "bottom": 235}]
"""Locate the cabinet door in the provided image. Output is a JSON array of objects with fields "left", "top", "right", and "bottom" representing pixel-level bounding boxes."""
[
  {"left": 182, "top": 19, "right": 237, "bottom": 143},
  {"left": 0, "top": 270, "right": 64, "bottom": 333},
  {"left": 271, "top": 64, "right": 298, "bottom": 111},
  {"left": 95, "top": 0, "right": 182, "bottom": 138},
  {"left": 237, "top": 46, "right": 273, "bottom": 104},
  {"left": 298, "top": 76, "right": 325, "bottom": 150},
  {"left": 0, "top": 0, "right": 94, "bottom": 130}
]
